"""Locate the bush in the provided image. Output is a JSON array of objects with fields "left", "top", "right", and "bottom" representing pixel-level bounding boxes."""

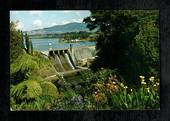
[{"left": 10, "top": 79, "right": 60, "bottom": 110}]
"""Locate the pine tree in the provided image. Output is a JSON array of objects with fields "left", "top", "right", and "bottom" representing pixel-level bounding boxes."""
[
  {"left": 25, "top": 32, "right": 30, "bottom": 54},
  {"left": 30, "top": 40, "right": 34, "bottom": 55},
  {"left": 20, "top": 31, "right": 25, "bottom": 49}
]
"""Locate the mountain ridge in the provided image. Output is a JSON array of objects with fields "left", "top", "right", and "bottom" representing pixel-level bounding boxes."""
[{"left": 28, "top": 22, "right": 90, "bottom": 35}]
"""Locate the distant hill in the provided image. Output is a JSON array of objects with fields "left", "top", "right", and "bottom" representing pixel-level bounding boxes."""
[{"left": 28, "top": 22, "right": 90, "bottom": 35}]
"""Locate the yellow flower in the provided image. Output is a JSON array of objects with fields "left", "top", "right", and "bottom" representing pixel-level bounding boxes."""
[
  {"left": 120, "top": 83, "right": 124, "bottom": 88},
  {"left": 130, "top": 89, "right": 133, "bottom": 92},
  {"left": 124, "top": 86, "right": 128, "bottom": 89},
  {"left": 139, "top": 76, "right": 145, "bottom": 79},
  {"left": 146, "top": 88, "right": 150, "bottom": 93},
  {"left": 141, "top": 81, "right": 146, "bottom": 85},
  {"left": 149, "top": 76, "right": 155, "bottom": 81}
]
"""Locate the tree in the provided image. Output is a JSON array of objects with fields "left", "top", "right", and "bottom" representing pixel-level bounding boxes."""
[
  {"left": 20, "top": 31, "right": 25, "bottom": 49},
  {"left": 83, "top": 10, "right": 159, "bottom": 84},
  {"left": 10, "top": 21, "right": 24, "bottom": 63},
  {"left": 30, "top": 40, "right": 34, "bottom": 55},
  {"left": 25, "top": 33, "right": 30, "bottom": 53},
  {"left": 26, "top": 34, "right": 34, "bottom": 55}
]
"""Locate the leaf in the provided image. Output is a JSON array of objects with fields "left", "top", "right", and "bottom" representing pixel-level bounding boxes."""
[
  {"left": 11, "top": 80, "right": 42, "bottom": 100},
  {"left": 40, "top": 81, "right": 59, "bottom": 98},
  {"left": 10, "top": 52, "right": 39, "bottom": 75}
]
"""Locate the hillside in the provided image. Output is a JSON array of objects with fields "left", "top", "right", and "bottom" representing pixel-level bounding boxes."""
[{"left": 28, "top": 22, "right": 90, "bottom": 35}]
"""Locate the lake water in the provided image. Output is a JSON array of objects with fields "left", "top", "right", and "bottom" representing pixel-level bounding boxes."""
[{"left": 31, "top": 38, "right": 96, "bottom": 51}]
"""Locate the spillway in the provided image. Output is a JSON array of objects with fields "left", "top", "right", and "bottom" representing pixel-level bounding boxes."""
[
  {"left": 48, "top": 46, "right": 96, "bottom": 76},
  {"left": 54, "top": 52, "right": 65, "bottom": 72},
  {"left": 58, "top": 50, "right": 75, "bottom": 71},
  {"left": 65, "top": 52, "right": 75, "bottom": 70}
]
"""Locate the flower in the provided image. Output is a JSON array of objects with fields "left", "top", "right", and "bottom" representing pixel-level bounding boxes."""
[
  {"left": 149, "top": 76, "right": 155, "bottom": 81},
  {"left": 130, "top": 89, "right": 133, "bottom": 92},
  {"left": 93, "top": 92, "right": 107, "bottom": 103},
  {"left": 120, "top": 83, "right": 124, "bottom": 88},
  {"left": 146, "top": 88, "right": 150, "bottom": 93},
  {"left": 139, "top": 76, "right": 145, "bottom": 79},
  {"left": 124, "top": 86, "right": 128, "bottom": 89},
  {"left": 112, "top": 81, "right": 116, "bottom": 84},
  {"left": 141, "top": 81, "right": 146, "bottom": 85}
]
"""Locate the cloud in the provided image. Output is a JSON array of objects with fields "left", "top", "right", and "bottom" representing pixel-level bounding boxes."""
[
  {"left": 16, "top": 21, "right": 24, "bottom": 30},
  {"left": 62, "top": 21, "right": 70, "bottom": 25},
  {"left": 76, "top": 11, "right": 81, "bottom": 17},
  {"left": 30, "top": 11, "right": 43, "bottom": 16},
  {"left": 11, "top": 11, "right": 19, "bottom": 14},
  {"left": 33, "top": 20, "right": 42, "bottom": 28},
  {"left": 72, "top": 18, "right": 83, "bottom": 23},
  {"left": 61, "top": 18, "right": 83, "bottom": 25},
  {"left": 63, "top": 11, "right": 71, "bottom": 14},
  {"left": 51, "top": 22, "right": 57, "bottom": 26}
]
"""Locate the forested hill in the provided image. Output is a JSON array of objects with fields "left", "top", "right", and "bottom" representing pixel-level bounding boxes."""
[{"left": 28, "top": 22, "right": 90, "bottom": 35}]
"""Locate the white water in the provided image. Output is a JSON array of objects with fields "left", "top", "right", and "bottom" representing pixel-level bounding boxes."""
[
  {"left": 64, "top": 53, "right": 75, "bottom": 70},
  {"left": 54, "top": 53, "right": 65, "bottom": 72}
]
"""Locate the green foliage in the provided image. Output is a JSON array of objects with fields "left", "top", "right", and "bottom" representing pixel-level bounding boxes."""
[
  {"left": 80, "top": 68, "right": 117, "bottom": 83},
  {"left": 40, "top": 81, "right": 59, "bottom": 98},
  {"left": 109, "top": 76, "right": 160, "bottom": 110},
  {"left": 10, "top": 51, "right": 39, "bottom": 83},
  {"left": 59, "top": 31, "right": 92, "bottom": 42},
  {"left": 10, "top": 51, "right": 39, "bottom": 75},
  {"left": 84, "top": 10, "right": 159, "bottom": 84},
  {"left": 25, "top": 32, "right": 30, "bottom": 54},
  {"left": 30, "top": 40, "right": 34, "bottom": 55},
  {"left": 10, "top": 80, "right": 42, "bottom": 100},
  {"left": 10, "top": 21, "right": 24, "bottom": 63},
  {"left": 10, "top": 79, "right": 60, "bottom": 110},
  {"left": 10, "top": 50, "right": 56, "bottom": 83},
  {"left": 25, "top": 32, "right": 34, "bottom": 55},
  {"left": 20, "top": 31, "right": 25, "bottom": 49}
]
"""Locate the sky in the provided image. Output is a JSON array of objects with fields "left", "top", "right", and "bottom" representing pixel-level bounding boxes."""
[{"left": 10, "top": 10, "right": 91, "bottom": 31}]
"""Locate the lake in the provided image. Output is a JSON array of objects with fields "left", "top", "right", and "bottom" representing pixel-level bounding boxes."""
[{"left": 31, "top": 38, "right": 96, "bottom": 51}]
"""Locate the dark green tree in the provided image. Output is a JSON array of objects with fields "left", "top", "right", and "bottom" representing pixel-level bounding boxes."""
[
  {"left": 20, "top": 31, "right": 25, "bottom": 49},
  {"left": 10, "top": 21, "right": 24, "bottom": 63},
  {"left": 83, "top": 10, "right": 159, "bottom": 84},
  {"left": 25, "top": 32, "right": 31, "bottom": 54},
  {"left": 30, "top": 40, "right": 34, "bottom": 55}
]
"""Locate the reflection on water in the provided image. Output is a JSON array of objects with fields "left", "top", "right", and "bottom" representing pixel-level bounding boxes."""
[{"left": 31, "top": 38, "right": 96, "bottom": 51}]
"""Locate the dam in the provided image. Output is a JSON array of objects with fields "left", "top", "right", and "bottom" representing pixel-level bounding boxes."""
[{"left": 44, "top": 46, "right": 96, "bottom": 77}]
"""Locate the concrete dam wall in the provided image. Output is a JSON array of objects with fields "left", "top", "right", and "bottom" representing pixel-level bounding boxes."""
[{"left": 48, "top": 46, "right": 96, "bottom": 75}]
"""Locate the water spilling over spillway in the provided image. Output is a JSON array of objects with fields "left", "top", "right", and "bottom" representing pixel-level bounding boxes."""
[{"left": 49, "top": 46, "right": 96, "bottom": 76}]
